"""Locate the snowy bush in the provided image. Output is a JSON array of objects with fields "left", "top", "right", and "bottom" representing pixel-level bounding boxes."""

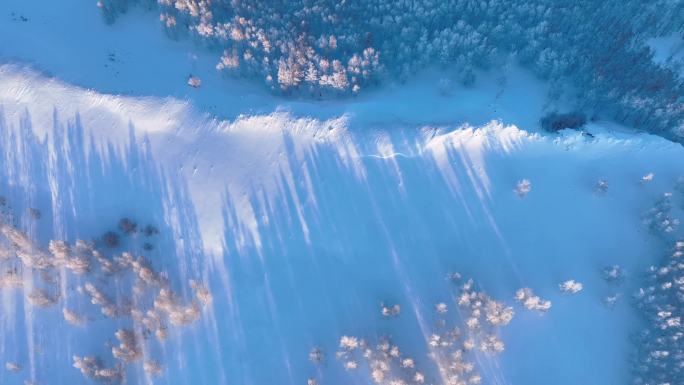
[
  {"left": 603, "top": 294, "right": 621, "bottom": 309},
  {"left": 380, "top": 302, "right": 401, "bottom": 318},
  {"left": 515, "top": 179, "right": 532, "bottom": 198},
  {"left": 603, "top": 265, "right": 625, "bottom": 284},
  {"left": 308, "top": 347, "right": 324, "bottom": 364},
  {"left": 187, "top": 75, "right": 202, "bottom": 88},
  {"left": 63, "top": 308, "right": 86, "bottom": 326},
  {"left": 73, "top": 355, "right": 124, "bottom": 382},
  {"left": 559, "top": 280, "right": 583, "bottom": 295},
  {"left": 515, "top": 288, "right": 551, "bottom": 312},
  {"left": 143, "top": 360, "right": 163, "bottom": 376},
  {"left": 27, "top": 289, "right": 59, "bottom": 307},
  {"left": 595, "top": 179, "right": 609, "bottom": 194},
  {"left": 640, "top": 173, "right": 655, "bottom": 184}
]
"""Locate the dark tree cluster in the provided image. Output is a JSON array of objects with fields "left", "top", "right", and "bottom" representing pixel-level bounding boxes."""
[
  {"left": 119, "top": 217, "right": 137, "bottom": 234},
  {"left": 541, "top": 112, "right": 587, "bottom": 132},
  {"left": 101, "top": 218, "right": 159, "bottom": 250}
]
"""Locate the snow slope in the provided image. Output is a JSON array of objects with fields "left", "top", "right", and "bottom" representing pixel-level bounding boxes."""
[
  {"left": 1, "top": 2, "right": 684, "bottom": 385},
  {"left": 1, "top": 62, "right": 684, "bottom": 385}
]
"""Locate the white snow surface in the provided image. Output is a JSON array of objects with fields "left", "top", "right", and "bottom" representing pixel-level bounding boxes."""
[
  {"left": 648, "top": 34, "right": 684, "bottom": 77},
  {"left": 1, "top": 2, "right": 684, "bottom": 385},
  {"left": 1, "top": 62, "right": 684, "bottom": 385}
]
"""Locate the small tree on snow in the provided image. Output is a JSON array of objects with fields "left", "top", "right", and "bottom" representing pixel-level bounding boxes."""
[
  {"left": 515, "top": 179, "right": 532, "bottom": 197},
  {"left": 640, "top": 173, "right": 655, "bottom": 184},
  {"left": 595, "top": 179, "right": 608, "bottom": 194},
  {"left": 187, "top": 75, "right": 201, "bottom": 88},
  {"left": 559, "top": 280, "right": 583, "bottom": 294}
]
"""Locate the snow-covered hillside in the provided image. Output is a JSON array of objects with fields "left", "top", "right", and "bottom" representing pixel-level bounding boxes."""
[
  {"left": 1, "top": 2, "right": 684, "bottom": 385},
  {"left": 1, "top": 62, "right": 683, "bottom": 385}
]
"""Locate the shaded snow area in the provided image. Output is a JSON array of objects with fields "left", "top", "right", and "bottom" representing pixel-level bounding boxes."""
[
  {"left": 648, "top": 34, "right": 684, "bottom": 79},
  {"left": 1, "top": 64, "right": 684, "bottom": 385},
  {"left": 1, "top": 2, "right": 684, "bottom": 384}
]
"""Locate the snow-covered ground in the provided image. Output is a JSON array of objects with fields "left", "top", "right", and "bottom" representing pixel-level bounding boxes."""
[
  {"left": 1, "top": 2, "right": 684, "bottom": 385},
  {"left": 648, "top": 34, "right": 684, "bottom": 78}
]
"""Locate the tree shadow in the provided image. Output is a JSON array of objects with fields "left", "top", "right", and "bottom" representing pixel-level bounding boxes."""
[
  {"left": 210, "top": 124, "right": 523, "bottom": 385},
  {"left": 0, "top": 108, "right": 210, "bottom": 385}
]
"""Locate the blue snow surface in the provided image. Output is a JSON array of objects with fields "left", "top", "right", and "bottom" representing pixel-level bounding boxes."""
[{"left": 0, "top": 2, "right": 683, "bottom": 385}]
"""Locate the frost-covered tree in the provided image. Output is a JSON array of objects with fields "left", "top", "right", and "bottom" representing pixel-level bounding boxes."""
[
  {"left": 515, "top": 288, "right": 552, "bottom": 312},
  {"left": 515, "top": 179, "right": 532, "bottom": 197},
  {"left": 559, "top": 280, "right": 583, "bottom": 295}
]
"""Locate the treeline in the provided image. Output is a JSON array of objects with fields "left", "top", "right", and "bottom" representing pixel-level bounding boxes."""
[{"left": 97, "top": 0, "right": 684, "bottom": 140}]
